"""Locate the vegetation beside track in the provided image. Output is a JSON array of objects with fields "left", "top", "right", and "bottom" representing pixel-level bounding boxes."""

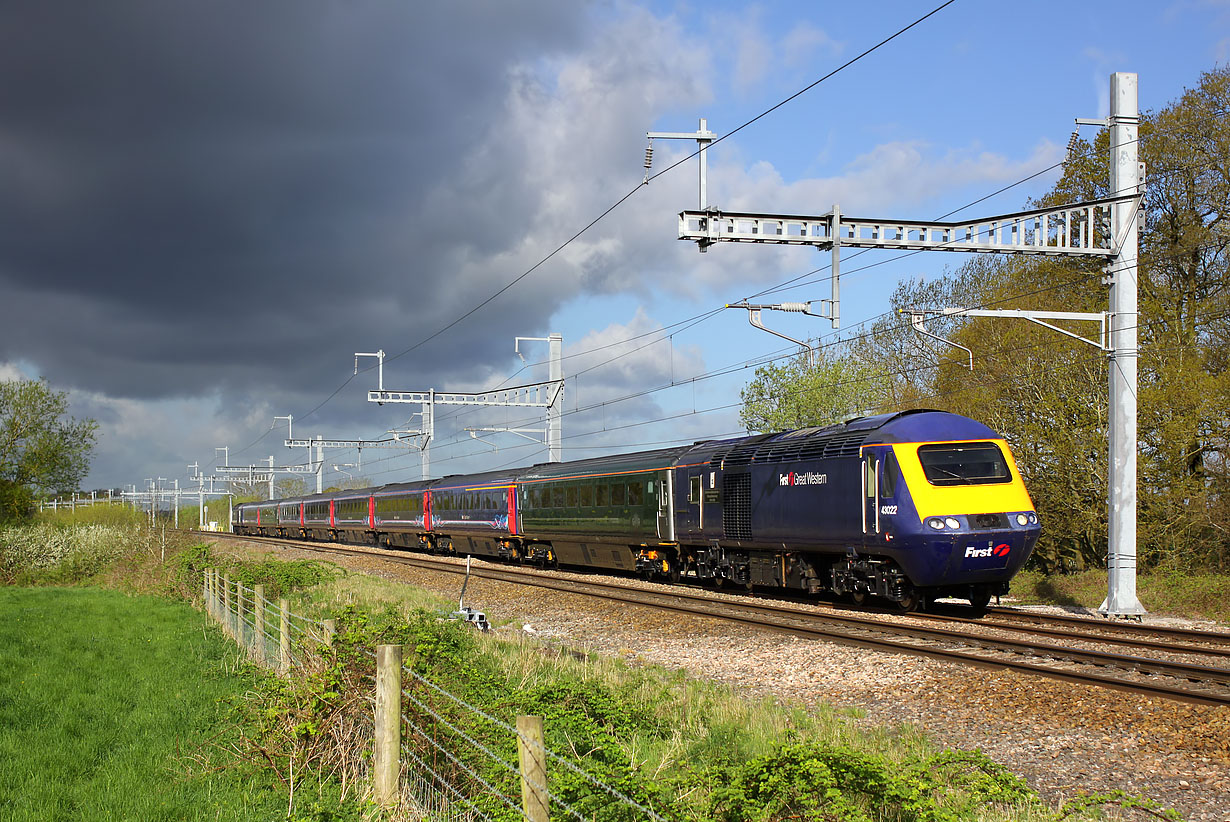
[
  {"left": 217, "top": 539, "right": 1191, "bottom": 822},
  {"left": 0, "top": 587, "right": 303, "bottom": 821},
  {"left": 1010, "top": 568, "right": 1230, "bottom": 623},
  {"left": 0, "top": 516, "right": 1202, "bottom": 820}
]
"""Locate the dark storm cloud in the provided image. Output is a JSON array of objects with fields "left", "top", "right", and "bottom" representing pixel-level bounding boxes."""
[{"left": 0, "top": 0, "right": 586, "bottom": 398}]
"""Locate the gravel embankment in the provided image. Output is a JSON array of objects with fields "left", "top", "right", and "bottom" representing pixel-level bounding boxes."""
[{"left": 217, "top": 538, "right": 1230, "bottom": 822}]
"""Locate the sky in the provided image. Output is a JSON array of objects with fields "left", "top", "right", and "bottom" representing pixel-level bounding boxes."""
[{"left": 1, "top": 0, "right": 1227, "bottom": 497}]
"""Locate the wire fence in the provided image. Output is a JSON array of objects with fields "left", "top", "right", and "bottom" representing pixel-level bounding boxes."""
[{"left": 200, "top": 568, "right": 667, "bottom": 821}]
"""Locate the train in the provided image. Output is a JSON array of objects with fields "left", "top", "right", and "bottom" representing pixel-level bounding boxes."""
[{"left": 232, "top": 409, "right": 1040, "bottom": 611}]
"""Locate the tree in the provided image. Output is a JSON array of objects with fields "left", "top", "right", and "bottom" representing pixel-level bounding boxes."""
[
  {"left": 0, "top": 379, "right": 98, "bottom": 523},
  {"left": 275, "top": 476, "right": 307, "bottom": 499},
  {"left": 739, "top": 344, "right": 890, "bottom": 432},
  {"left": 866, "top": 66, "right": 1230, "bottom": 572}
]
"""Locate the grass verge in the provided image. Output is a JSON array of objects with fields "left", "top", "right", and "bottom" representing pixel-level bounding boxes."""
[
  {"left": 0, "top": 587, "right": 298, "bottom": 821},
  {"left": 1010, "top": 568, "right": 1230, "bottom": 622}
]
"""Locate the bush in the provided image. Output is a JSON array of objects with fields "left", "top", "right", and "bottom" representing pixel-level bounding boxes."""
[{"left": 0, "top": 522, "right": 134, "bottom": 584}]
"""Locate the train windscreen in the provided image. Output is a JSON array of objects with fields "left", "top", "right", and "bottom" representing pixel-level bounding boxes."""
[{"left": 916, "top": 442, "right": 1010, "bottom": 486}]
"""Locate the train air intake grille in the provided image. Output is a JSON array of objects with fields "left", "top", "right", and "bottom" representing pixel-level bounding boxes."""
[{"left": 723, "top": 473, "right": 753, "bottom": 540}]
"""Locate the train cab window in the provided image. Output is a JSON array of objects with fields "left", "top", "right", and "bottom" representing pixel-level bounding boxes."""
[
  {"left": 596, "top": 484, "right": 609, "bottom": 507},
  {"left": 580, "top": 485, "right": 593, "bottom": 507},
  {"left": 689, "top": 476, "right": 701, "bottom": 504},
  {"left": 612, "top": 484, "right": 626, "bottom": 506},
  {"left": 880, "top": 452, "right": 899, "bottom": 498},
  {"left": 917, "top": 442, "right": 1010, "bottom": 486},
  {"left": 628, "top": 482, "right": 643, "bottom": 506}
]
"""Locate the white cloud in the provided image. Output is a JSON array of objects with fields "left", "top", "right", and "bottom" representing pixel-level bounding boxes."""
[{"left": 781, "top": 22, "right": 842, "bottom": 68}]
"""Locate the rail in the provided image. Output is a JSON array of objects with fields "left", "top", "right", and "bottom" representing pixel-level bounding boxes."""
[{"left": 203, "top": 533, "right": 1230, "bottom": 708}]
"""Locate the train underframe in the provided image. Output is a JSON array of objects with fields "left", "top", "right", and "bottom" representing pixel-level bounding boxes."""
[{"left": 236, "top": 524, "right": 1000, "bottom": 612}]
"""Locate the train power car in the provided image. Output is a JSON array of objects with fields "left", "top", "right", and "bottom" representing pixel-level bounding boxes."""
[
  {"left": 230, "top": 409, "right": 1039, "bottom": 611},
  {"left": 651, "top": 410, "right": 1039, "bottom": 610}
]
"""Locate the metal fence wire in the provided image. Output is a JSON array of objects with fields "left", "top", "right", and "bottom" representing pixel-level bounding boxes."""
[{"left": 201, "top": 568, "right": 666, "bottom": 821}]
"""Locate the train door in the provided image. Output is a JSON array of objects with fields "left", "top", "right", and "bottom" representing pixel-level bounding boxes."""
[
  {"left": 678, "top": 469, "right": 705, "bottom": 537},
  {"left": 656, "top": 470, "right": 674, "bottom": 541},
  {"left": 507, "top": 486, "right": 518, "bottom": 536},
  {"left": 861, "top": 450, "right": 880, "bottom": 544},
  {"left": 861, "top": 447, "right": 899, "bottom": 547}
]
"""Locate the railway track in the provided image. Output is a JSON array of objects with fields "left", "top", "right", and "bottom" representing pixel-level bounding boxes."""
[{"left": 201, "top": 531, "right": 1230, "bottom": 708}]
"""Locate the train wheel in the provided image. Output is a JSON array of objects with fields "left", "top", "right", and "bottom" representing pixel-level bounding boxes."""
[
  {"left": 849, "top": 590, "right": 868, "bottom": 607},
  {"left": 967, "top": 585, "right": 993, "bottom": 614},
  {"left": 666, "top": 558, "right": 682, "bottom": 584},
  {"left": 892, "top": 585, "right": 920, "bottom": 613}
]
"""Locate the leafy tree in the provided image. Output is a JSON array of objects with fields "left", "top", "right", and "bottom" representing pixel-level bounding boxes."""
[
  {"left": 739, "top": 344, "right": 890, "bottom": 432},
  {"left": 870, "top": 66, "right": 1230, "bottom": 572},
  {"left": 0, "top": 379, "right": 98, "bottom": 523},
  {"left": 275, "top": 476, "right": 307, "bottom": 499}
]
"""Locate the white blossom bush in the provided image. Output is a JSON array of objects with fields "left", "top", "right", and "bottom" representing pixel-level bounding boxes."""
[{"left": 0, "top": 523, "right": 135, "bottom": 583}]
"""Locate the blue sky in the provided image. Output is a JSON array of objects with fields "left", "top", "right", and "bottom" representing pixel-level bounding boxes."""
[{"left": 1, "top": 0, "right": 1227, "bottom": 493}]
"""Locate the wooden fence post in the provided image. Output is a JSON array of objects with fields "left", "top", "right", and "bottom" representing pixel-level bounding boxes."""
[
  {"left": 279, "top": 598, "right": 290, "bottom": 674},
  {"left": 209, "top": 569, "right": 217, "bottom": 620},
  {"left": 222, "top": 572, "right": 232, "bottom": 638},
  {"left": 236, "top": 583, "right": 247, "bottom": 646},
  {"left": 374, "top": 644, "right": 403, "bottom": 807},
  {"left": 517, "top": 715, "right": 549, "bottom": 822},
  {"left": 253, "top": 584, "right": 266, "bottom": 663},
  {"left": 323, "top": 618, "right": 336, "bottom": 649}
]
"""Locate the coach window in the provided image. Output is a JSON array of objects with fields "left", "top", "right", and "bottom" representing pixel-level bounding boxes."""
[
  {"left": 580, "top": 484, "right": 593, "bottom": 507},
  {"left": 628, "top": 482, "right": 643, "bottom": 506},
  {"left": 553, "top": 487, "right": 566, "bottom": 508},
  {"left": 566, "top": 486, "right": 577, "bottom": 507},
  {"left": 612, "top": 484, "right": 626, "bottom": 506},
  {"left": 596, "top": 483, "right": 609, "bottom": 507}
]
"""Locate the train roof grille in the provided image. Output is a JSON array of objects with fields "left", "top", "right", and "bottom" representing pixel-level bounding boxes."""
[{"left": 708, "top": 431, "right": 864, "bottom": 467}]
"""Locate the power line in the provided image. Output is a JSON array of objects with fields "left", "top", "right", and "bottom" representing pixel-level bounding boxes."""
[{"left": 217, "top": 68, "right": 1230, "bottom": 477}]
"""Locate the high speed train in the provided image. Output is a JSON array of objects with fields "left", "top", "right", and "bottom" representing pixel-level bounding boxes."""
[{"left": 234, "top": 409, "right": 1039, "bottom": 611}]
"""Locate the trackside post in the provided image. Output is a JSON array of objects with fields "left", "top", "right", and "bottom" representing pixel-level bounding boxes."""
[
  {"left": 278, "top": 599, "right": 290, "bottom": 674},
  {"left": 253, "top": 584, "right": 266, "bottom": 663},
  {"left": 374, "top": 644, "right": 403, "bottom": 806},
  {"left": 517, "top": 715, "right": 549, "bottom": 822}
]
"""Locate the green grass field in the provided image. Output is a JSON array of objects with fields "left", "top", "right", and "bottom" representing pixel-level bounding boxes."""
[{"left": 0, "top": 587, "right": 288, "bottom": 821}]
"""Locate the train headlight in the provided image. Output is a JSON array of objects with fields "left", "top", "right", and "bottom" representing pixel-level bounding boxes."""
[
  {"left": 944, "top": 517, "right": 961, "bottom": 530},
  {"left": 927, "top": 518, "right": 946, "bottom": 530},
  {"left": 1015, "top": 513, "right": 1029, "bottom": 526}
]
